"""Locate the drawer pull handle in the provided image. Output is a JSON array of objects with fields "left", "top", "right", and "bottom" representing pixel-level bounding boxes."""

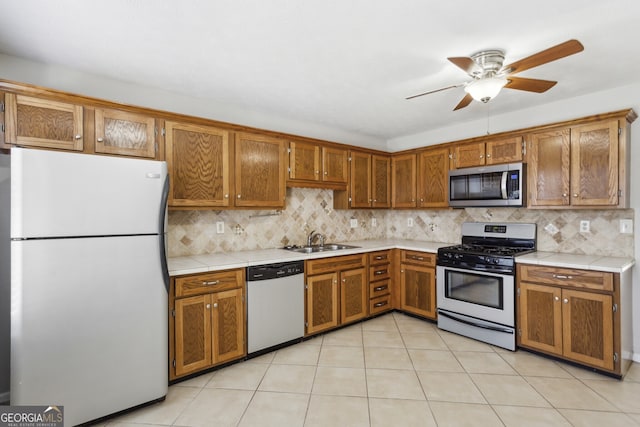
[
  {"left": 375, "top": 256, "right": 384, "bottom": 260},
  {"left": 374, "top": 285, "right": 388, "bottom": 291},
  {"left": 375, "top": 270, "right": 387, "bottom": 276},
  {"left": 411, "top": 256, "right": 424, "bottom": 261},
  {"left": 374, "top": 301, "right": 388, "bottom": 308},
  {"left": 202, "top": 280, "right": 220, "bottom": 286},
  {"left": 552, "top": 274, "right": 573, "bottom": 280}
]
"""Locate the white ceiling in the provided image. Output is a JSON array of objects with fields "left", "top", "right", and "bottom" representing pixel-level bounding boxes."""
[{"left": 1, "top": 0, "right": 639, "bottom": 145}]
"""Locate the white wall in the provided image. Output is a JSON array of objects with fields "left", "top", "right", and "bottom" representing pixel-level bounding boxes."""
[{"left": 390, "top": 83, "right": 640, "bottom": 362}]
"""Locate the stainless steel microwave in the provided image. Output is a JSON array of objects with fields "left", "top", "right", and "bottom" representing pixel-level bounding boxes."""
[{"left": 448, "top": 162, "right": 525, "bottom": 207}]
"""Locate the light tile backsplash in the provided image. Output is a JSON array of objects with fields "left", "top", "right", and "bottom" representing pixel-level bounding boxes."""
[{"left": 168, "top": 188, "right": 634, "bottom": 258}]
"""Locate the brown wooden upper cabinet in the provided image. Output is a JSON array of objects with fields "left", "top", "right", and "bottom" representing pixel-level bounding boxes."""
[
  {"left": 288, "top": 141, "right": 348, "bottom": 187},
  {"left": 417, "top": 146, "right": 449, "bottom": 208},
  {"left": 527, "top": 118, "right": 625, "bottom": 208},
  {"left": 4, "top": 93, "right": 84, "bottom": 151},
  {"left": 392, "top": 153, "right": 417, "bottom": 208},
  {"left": 344, "top": 151, "right": 390, "bottom": 208},
  {"left": 165, "top": 121, "right": 231, "bottom": 208},
  {"left": 94, "top": 108, "right": 157, "bottom": 158},
  {"left": 450, "top": 136, "right": 523, "bottom": 169},
  {"left": 235, "top": 132, "right": 286, "bottom": 208}
]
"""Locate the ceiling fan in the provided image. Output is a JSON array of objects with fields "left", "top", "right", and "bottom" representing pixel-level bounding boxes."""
[{"left": 407, "top": 39, "right": 584, "bottom": 110}]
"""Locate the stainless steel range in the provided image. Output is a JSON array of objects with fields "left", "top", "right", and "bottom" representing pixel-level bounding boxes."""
[{"left": 436, "top": 222, "right": 536, "bottom": 350}]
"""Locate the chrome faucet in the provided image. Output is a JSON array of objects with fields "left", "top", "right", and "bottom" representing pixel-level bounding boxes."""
[{"left": 306, "top": 230, "right": 325, "bottom": 247}]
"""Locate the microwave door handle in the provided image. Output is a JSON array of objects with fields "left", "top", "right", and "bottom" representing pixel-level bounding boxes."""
[{"left": 500, "top": 171, "right": 508, "bottom": 199}]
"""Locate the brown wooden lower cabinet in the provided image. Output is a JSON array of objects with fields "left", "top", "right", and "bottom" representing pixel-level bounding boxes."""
[
  {"left": 305, "top": 254, "right": 367, "bottom": 335},
  {"left": 517, "top": 264, "right": 631, "bottom": 376},
  {"left": 170, "top": 269, "right": 245, "bottom": 380},
  {"left": 399, "top": 250, "right": 437, "bottom": 320}
]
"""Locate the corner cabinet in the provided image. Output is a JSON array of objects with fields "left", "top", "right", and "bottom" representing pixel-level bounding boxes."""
[
  {"left": 517, "top": 264, "right": 632, "bottom": 377},
  {"left": 399, "top": 250, "right": 437, "bottom": 320},
  {"left": 305, "top": 254, "right": 368, "bottom": 335},
  {"left": 170, "top": 269, "right": 245, "bottom": 380},
  {"left": 235, "top": 132, "right": 286, "bottom": 208},
  {"left": 4, "top": 93, "right": 84, "bottom": 151},
  {"left": 527, "top": 111, "right": 635, "bottom": 208},
  {"left": 165, "top": 121, "right": 231, "bottom": 208}
]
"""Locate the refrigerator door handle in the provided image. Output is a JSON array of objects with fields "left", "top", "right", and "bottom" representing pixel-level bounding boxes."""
[{"left": 159, "top": 174, "right": 170, "bottom": 293}]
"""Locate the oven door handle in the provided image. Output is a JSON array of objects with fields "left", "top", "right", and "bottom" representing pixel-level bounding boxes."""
[
  {"left": 438, "top": 311, "right": 514, "bottom": 334},
  {"left": 500, "top": 171, "right": 508, "bottom": 199}
]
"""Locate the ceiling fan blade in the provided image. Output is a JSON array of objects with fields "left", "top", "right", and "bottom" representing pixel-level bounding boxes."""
[
  {"left": 505, "top": 76, "right": 557, "bottom": 93},
  {"left": 453, "top": 93, "right": 473, "bottom": 111},
  {"left": 502, "top": 39, "right": 584, "bottom": 75},
  {"left": 448, "top": 57, "right": 482, "bottom": 76},
  {"left": 406, "top": 84, "right": 463, "bottom": 100}
]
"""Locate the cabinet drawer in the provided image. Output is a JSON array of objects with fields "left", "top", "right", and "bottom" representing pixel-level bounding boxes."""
[
  {"left": 370, "top": 294, "right": 392, "bottom": 315},
  {"left": 175, "top": 269, "right": 243, "bottom": 297},
  {"left": 369, "top": 265, "right": 391, "bottom": 282},
  {"left": 307, "top": 253, "right": 366, "bottom": 275},
  {"left": 369, "top": 250, "right": 391, "bottom": 265},
  {"left": 518, "top": 265, "right": 613, "bottom": 292},
  {"left": 401, "top": 250, "right": 436, "bottom": 267},
  {"left": 370, "top": 279, "right": 391, "bottom": 298}
]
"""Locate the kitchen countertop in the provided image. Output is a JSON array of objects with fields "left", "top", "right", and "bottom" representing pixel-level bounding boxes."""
[
  {"left": 516, "top": 251, "right": 635, "bottom": 273},
  {"left": 168, "top": 239, "right": 454, "bottom": 276},
  {"left": 168, "top": 240, "right": 636, "bottom": 276}
]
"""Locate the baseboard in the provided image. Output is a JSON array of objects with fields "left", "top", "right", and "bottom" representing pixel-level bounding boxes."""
[{"left": 0, "top": 390, "right": 9, "bottom": 404}]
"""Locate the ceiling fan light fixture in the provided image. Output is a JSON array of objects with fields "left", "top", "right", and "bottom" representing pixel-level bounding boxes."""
[{"left": 464, "top": 77, "right": 508, "bottom": 103}]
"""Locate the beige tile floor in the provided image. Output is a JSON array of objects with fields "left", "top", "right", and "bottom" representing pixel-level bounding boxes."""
[{"left": 105, "top": 312, "right": 640, "bottom": 427}]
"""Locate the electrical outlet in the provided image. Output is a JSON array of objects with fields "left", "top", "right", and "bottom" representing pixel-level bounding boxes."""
[
  {"left": 407, "top": 218, "right": 414, "bottom": 227},
  {"left": 350, "top": 218, "right": 358, "bottom": 228},
  {"left": 580, "top": 220, "right": 590, "bottom": 233},
  {"left": 620, "top": 219, "right": 633, "bottom": 234},
  {"left": 216, "top": 221, "right": 225, "bottom": 234},
  {"left": 371, "top": 218, "right": 377, "bottom": 227}
]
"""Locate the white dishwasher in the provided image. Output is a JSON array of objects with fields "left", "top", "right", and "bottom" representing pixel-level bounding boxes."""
[{"left": 246, "top": 260, "right": 305, "bottom": 355}]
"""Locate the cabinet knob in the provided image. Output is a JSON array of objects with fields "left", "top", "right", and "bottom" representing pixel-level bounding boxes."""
[
  {"left": 374, "top": 199, "right": 377, "bottom": 202},
  {"left": 479, "top": 155, "right": 484, "bottom": 158},
  {"left": 315, "top": 170, "right": 319, "bottom": 175},
  {"left": 97, "top": 137, "right": 104, "bottom": 143},
  {"left": 324, "top": 171, "right": 328, "bottom": 175},
  {"left": 213, "top": 302, "right": 218, "bottom": 308},
  {"left": 562, "top": 193, "right": 568, "bottom": 197},
  {"left": 554, "top": 296, "right": 560, "bottom": 301},
  {"left": 75, "top": 134, "right": 82, "bottom": 140},
  {"left": 486, "top": 154, "right": 491, "bottom": 158},
  {"left": 237, "top": 194, "right": 241, "bottom": 199},
  {"left": 224, "top": 194, "right": 229, "bottom": 199},
  {"left": 563, "top": 298, "right": 569, "bottom": 304},
  {"left": 206, "top": 303, "right": 211, "bottom": 309},
  {"left": 342, "top": 278, "right": 346, "bottom": 283},
  {"left": 573, "top": 194, "right": 578, "bottom": 198}
]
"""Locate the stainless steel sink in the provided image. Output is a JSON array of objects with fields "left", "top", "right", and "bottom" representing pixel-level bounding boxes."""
[{"left": 283, "top": 243, "right": 360, "bottom": 253}]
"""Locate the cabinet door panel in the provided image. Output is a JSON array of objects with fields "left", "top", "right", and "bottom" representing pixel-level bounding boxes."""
[
  {"left": 235, "top": 132, "right": 286, "bottom": 207},
  {"left": 323, "top": 147, "right": 348, "bottom": 183},
  {"left": 350, "top": 151, "right": 372, "bottom": 207},
  {"left": 518, "top": 282, "right": 562, "bottom": 355},
  {"left": 400, "top": 263, "right": 436, "bottom": 319},
  {"left": 341, "top": 268, "right": 367, "bottom": 324},
  {"left": 418, "top": 148, "right": 448, "bottom": 208},
  {"left": 166, "top": 121, "right": 230, "bottom": 207},
  {"left": 485, "top": 136, "right": 522, "bottom": 165},
  {"left": 95, "top": 108, "right": 156, "bottom": 158},
  {"left": 453, "top": 142, "right": 485, "bottom": 168},
  {"left": 562, "top": 289, "right": 614, "bottom": 370},
  {"left": 527, "top": 129, "right": 570, "bottom": 206},
  {"left": 289, "top": 141, "right": 320, "bottom": 181},
  {"left": 570, "top": 121, "right": 618, "bottom": 206},
  {"left": 212, "top": 289, "right": 245, "bottom": 364},
  {"left": 392, "top": 154, "right": 416, "bottom": 208},
  {"left": 174, "top": 295, "right": 212, "bottom": 376},
  {"left": 306, "top": 273, "right": 339, "bottom": 335},
  {"left": 371, "top": 155, "right": 390, "bottom": 207},
  {"left": 5, "top": 93, "right": 83, "bottom": 151}
]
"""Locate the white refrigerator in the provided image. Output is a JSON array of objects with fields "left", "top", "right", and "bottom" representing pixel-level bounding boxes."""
[{"left": 10, "top": 147, "right": 169, "bottom": 425}]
